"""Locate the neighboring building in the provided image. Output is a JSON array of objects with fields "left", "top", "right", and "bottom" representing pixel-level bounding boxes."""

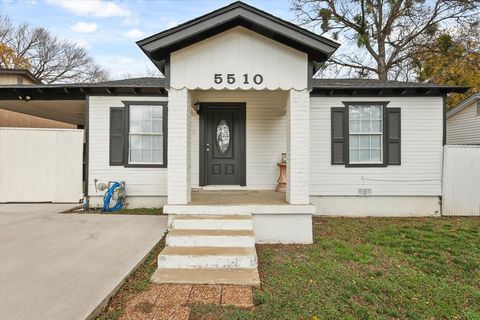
[
  {"left": 0, "top": 68, "right": 76, "bottom": 128},
  {"left": 0, "top": 68, "right": 41, "bottom": 85},
  {"left": 447, "top": 93, "right": 480, "bottom": 144},
  {"left": 0, "top": 2, "right": 468, "bottom": 249}
]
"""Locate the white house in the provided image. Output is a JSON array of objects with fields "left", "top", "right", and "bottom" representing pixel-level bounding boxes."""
[
  {"left": 0, "top": 1, "right": 469, "bottom": 285},
  {"left": 447, "top": 93, "right": 480, "bottom": 145}
]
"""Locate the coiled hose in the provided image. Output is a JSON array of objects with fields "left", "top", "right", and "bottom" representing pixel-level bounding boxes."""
[{"left": 102, "top": 182, "right": 124, "bottom": 212}]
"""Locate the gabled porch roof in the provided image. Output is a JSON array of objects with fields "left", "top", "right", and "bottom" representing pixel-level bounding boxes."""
[{"left": 137, "top": 1, "right": 340, "bottom": 75}]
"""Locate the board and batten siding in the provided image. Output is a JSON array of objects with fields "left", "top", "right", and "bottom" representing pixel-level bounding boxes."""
[
  {"left": 170, "top": 27, "right": 308, "bottom": 91},
  {"left": 310, "top": 96, "right": 443, "bottom": 196},
  {"left": 447, "top": 102, "right": 480, "bottom": 145},
  {"left": 190, "top": 90, "right": 288, "bottom": 189},
  {"left": 87, "top": 95, "right": 168, "bottom": 197}
]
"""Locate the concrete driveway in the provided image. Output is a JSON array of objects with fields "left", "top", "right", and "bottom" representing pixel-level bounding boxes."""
[{"left": 0, "top": 204, "right": 167, "bottom": 320}]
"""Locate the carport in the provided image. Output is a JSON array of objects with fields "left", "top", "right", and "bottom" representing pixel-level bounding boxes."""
[{"left": 0, "top": 79, "right": 167, "bottom": 203}]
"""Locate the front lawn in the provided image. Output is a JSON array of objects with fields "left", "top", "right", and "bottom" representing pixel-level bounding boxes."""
[{"left": 192, "top": 217, "right": 480, "bottom": 319}]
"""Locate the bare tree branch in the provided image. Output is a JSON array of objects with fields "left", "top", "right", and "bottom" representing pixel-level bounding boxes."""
[
  {"left": 0, "top": 15, "right": 109, "bottom": 83},
  {"left": 292, "top": 0, "right": 480, "bottom": 80}
]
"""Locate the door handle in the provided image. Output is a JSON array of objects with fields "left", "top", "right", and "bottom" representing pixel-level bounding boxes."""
[{"left": 206, "top": 143, "right": 210, "bottom": 152}]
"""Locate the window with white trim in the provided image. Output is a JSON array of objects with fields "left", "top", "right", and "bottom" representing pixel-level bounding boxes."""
[
  {"left": 128, "top": 105, "right": 165, "bottom": 165},
  {"left": 348, "top": 105, "right": 383, "bottom": 164}
]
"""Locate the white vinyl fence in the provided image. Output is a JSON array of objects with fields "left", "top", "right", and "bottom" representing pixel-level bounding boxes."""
[
  {"left": 0, "top": 128, "right": 84, "bottom": 203},
  {"left": 442, "top": 145, "right": 480, "bottom": 216}
]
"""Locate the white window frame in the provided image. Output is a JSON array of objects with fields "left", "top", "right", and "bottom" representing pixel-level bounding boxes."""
[
  {"left": 348, "top": 104, "right": 384, "bottom": 165},
  {"left": 124, "top": 102, "right": 167, "bottom": 167}
]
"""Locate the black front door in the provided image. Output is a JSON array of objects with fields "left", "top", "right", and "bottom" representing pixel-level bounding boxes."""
[{"left": 200, "top": 103, "right": 246, "bottom": 186}]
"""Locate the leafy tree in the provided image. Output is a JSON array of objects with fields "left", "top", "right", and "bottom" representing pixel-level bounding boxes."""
[
  {"left": 414, "top": 29, "right": 480, "bottom": 109},
  {"left": 292, "top": 0, "right": 479, "bottom": 80},
  {"left": 0, "top": 15, "right": 108, "bottom": 83},
  {"left": 0, "top": 42, "right": 30, "bottom": 69}
]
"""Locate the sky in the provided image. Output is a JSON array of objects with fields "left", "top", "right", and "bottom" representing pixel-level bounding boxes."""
[{"left": 0, "top": 0, "right": 297, "bottom": 79}]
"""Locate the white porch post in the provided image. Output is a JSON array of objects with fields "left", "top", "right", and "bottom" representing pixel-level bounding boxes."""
[
  {"left": 286, "top": 89, "right": 310, "bottom": 204},
  {"left": 167, "top": 88, "right": 191, "bottom": 205}
]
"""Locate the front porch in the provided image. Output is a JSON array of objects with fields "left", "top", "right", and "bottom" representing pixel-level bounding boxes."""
[{"left": 167, "top": 89, "right": 312, "bottom": 207}]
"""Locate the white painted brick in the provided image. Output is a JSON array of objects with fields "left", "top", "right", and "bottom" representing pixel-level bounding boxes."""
[
  {"left": 286, "top": 89, "right": 310, "bottom": 204},
  {"left": 167, "top": 88, "right": 192, "bottom": 204}
]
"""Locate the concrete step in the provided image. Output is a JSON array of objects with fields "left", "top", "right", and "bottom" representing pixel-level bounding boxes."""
[
  {"left": 171, "top": 214, "right": 253, "bottom": 230},
  {"left": 157, "top": 246, "right": 257, "bottom": 269},
  {"left": 166, "top": 229, "right": 255, "bottom": 247},
  {"left": 151, "top": 268, "right": 260, "bottom": 286}
]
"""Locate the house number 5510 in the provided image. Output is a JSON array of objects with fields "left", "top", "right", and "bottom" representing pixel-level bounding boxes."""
[{"left": 214, "top": 73, "right": 264, "bottom": 85}]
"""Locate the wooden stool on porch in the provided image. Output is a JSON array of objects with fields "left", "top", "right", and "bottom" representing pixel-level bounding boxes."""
[{"left": 275, "top": 162, "right": 287, "bottom": 193}]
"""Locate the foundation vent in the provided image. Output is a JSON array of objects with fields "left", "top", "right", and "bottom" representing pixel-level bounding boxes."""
[{"left": 358, "top": 188, "right": 372, "bottom": 196}]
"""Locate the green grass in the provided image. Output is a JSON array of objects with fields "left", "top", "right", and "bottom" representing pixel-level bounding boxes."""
[
  {"left": 82, "top": 207, "right": 162, "bottom": 215},
  {"left": 191, "top": 217, "right": 480, "bottom": 320}
]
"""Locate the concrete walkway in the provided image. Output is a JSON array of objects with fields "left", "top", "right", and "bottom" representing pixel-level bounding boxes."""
[{"left": 0, "top": 204, "right": 167, "bottom": 320}]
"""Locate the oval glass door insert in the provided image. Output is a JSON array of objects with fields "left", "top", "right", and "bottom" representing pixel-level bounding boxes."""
[{"left": 216, "top": 119, "right": 231, "bottom": 155}]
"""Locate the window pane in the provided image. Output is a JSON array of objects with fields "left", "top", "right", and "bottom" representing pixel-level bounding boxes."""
[
  {"left": 371, "top": 149, "right": 381, "bottom": 162},
  {"left": 142, "top": 106, "right": 152, "bottom": 118},
  {"left": 153, "top": 149, "right": 163, "bottom": 163},
  {"left": 141, "top": 120, "right": 151, "bottom": 132},
  {"left": 130, "top": 149, "right": 141, "bottom": 162},
  {"left": 371, "top": 106, "right": 382, "bottom": 119},
  {"left": 142, "top": 136, "right": 152, "bottom": 148},
  {"left": 350, "top": 120, "right": 360, "bottom": 133},
  {"left": 371, "top": 135, "right": 381, "bottom": 148},
  {"left": 360, "top": 120, "right": 371, "bottom": 133},
  {"left": 130, "top": 106, "right": 143, "bottom": 119},
  {"left": 360, "top": 106, "right": 370, "bottom": 119},
  {"left": 371, "top": 120, "right": 382, "bottom": 132},
  {"left": 141, "top": 149, "right": 152, "bottom": 162},
  {"left": 349, "top": 149, "right": 359, "bottom": 162},
  {"left": 130, "top": 135, "right": 142, "bottom": 149},
  {"left": 152, "top": 106, "right": 163, "bottom": 118},
  {"left": 349, "top": 135, "right": 359, "bottom": 148},
  {"left": 152, "top": 120, "right": 162, "bottom": 133},
  {"left": 349, "top": 106, "right": 360, "bottom": 120},
  {"left": 153, "top": 136, "right": 162, "bottom": 149},
  {"left": 359, "top": 149, "right": 370, "bottom": 162},
  {"left": 359, "top": 135, "right": 370, "bottom": 148},
  {"left": 130, "top": 119, "right": 141, "bottom": 133}
]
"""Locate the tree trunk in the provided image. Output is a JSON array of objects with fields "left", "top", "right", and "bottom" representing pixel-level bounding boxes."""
[{"left": 378, "top": 63, "right": 388, "bottom": 80}]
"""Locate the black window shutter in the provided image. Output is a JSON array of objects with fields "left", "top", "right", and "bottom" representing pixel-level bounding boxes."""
[
  {"left": 386, "top": 108, "right": 401, "bottom": 165},
  {"left": 109, "top": 107, "right": 125, "bottom": 166},
  {"left": 331, "top": 107, "right": 346, "bottom": 164}
]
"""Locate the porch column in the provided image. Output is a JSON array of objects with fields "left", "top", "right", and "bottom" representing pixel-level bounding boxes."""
[
  {"left": 286, "top": 89, "right": 310, "bottom": 204},
  {"left": 167, "top": 88, "right": 191, "bottom": 204}
]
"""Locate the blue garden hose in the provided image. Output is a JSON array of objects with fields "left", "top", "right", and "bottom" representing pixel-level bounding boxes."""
[{"left": 102, "top": 182, "right": 124, "bottom": 212}]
